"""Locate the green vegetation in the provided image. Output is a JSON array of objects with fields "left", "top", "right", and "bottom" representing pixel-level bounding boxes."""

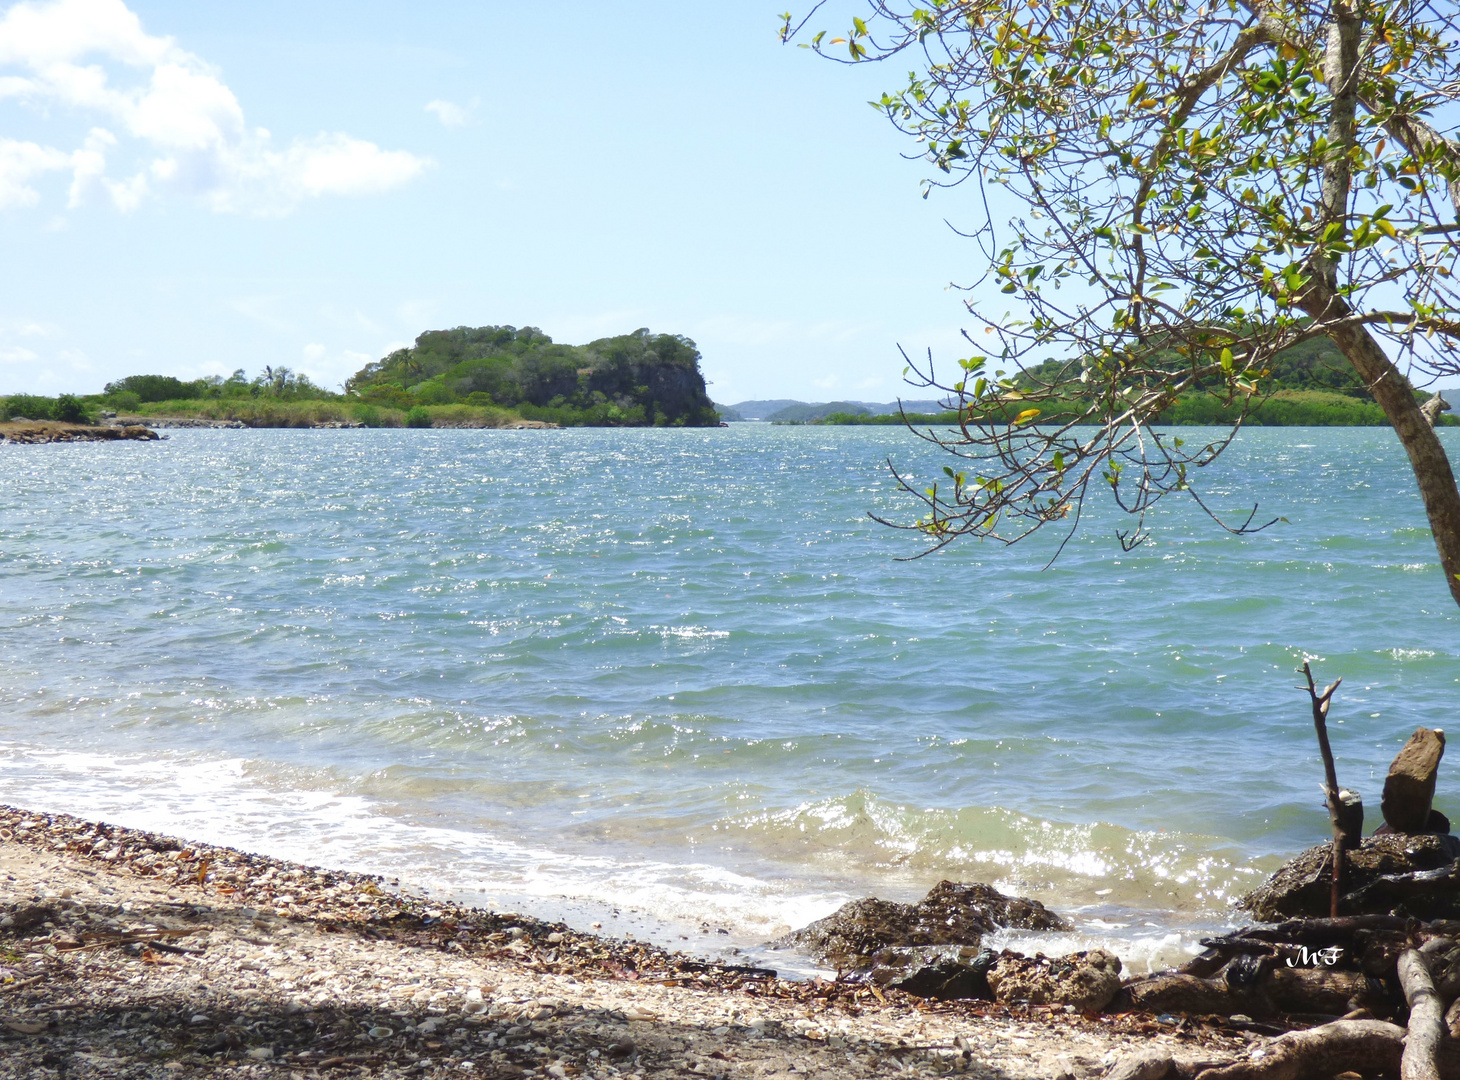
[
  {"left": 0, "top": 391, "right": 96, "bottom": 424},
  {"left": 787, "top": 0, "right": 1460, "bottom": 607},
  {"left": 816, "top": 390, "right": 1456, "bottom": 427},
  {"left": 346, "top": 325, "right": 720, "bottom": 427},
  {"left": 0, "top": 323, "right": 721, "bottom": 429},
  {"left": 807, "top": 339, "right": 1455, "bottom": 427}
]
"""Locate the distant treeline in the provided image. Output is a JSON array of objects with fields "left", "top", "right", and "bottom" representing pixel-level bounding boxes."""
[
  {"left": 0, "top": 325, "right": 723, "bottom": 429},
  {"left": 772, "top": 337, "right": 1456, "bottom": 428},
  {"left": 815, "top": 390, "right": 1456, "bottom": 427}
]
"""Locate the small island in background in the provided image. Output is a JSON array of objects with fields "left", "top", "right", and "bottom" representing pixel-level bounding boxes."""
[
  {"left": 4, "top": 324, "right": 1455, "bottom": 432},
  {"left": 720, "top": 336, "right": 1458, "bottom": 427},
  {"left": 0, "top": 325, "right": 723, "bottom": 430}
]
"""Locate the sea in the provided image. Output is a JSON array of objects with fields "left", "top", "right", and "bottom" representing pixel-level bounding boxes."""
[{"left": 1, "top": 424, "right": 1457, "bottom": 976}]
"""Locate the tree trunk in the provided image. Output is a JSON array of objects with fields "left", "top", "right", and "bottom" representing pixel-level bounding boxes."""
[
  {"left": 1295, "top": 303, "right": 1460, "bottom": 609},
  {"left": 1301, "top": 0, "right": 1460, "bottom": 610}
]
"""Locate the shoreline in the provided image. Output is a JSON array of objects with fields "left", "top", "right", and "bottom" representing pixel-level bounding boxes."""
[
  {"left": 0, "top": 421, "right": 160, "bottom": 444},
  {"left": 0, "top": 802, "right": 1243, "bottom": 1079}
]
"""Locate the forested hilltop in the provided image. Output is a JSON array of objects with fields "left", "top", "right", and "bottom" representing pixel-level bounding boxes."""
[
  {"left": 346, "top": 326, "right": 720, "bottom": 427},
  {"left": 0, "top": 325, "right": 723, "bottom": 429}
]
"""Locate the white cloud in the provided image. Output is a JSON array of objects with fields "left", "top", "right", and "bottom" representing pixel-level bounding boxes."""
[
  {"left": 0, "top": 0, "right": 429, "bottom": 215},
  {"left": 424, "top": 98, "right": 473, "bottom": 128},
  {"left": 290, "top": 343, "right": 373, "bottom": 390},
  {"left": 0, "top": 136, "right": 70, "bottom": 206}
]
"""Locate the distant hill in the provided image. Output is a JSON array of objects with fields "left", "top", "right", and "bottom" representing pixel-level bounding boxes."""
[
  {"left": 723, "top": 399, "right": 804, "bottom": 420},
  {"left": 347, "top": 325, "right": 721, "bottom": 427},
  {"left": 724, "top": 398, "right": 948, "bottom": 421}
]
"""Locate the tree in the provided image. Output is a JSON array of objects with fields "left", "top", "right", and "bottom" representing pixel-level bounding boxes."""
[{"left": 782, "top": 0, "right": 1460, "bottom": 606}]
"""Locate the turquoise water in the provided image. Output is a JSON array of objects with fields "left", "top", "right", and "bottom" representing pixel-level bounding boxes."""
[{"left": 1, "top": 425, "right": 1457, "bottom": 970}]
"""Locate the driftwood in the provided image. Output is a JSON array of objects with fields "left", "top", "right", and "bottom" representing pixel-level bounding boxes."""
[
  {"left": 1301, "top": 662, "right": 1350, "bottom": 917},
  {"left": 1446, "top": 995, "right": 1460, "bottom": 1040},
  {"left": 1193, "top": 1018, "right": 1405, "bottom": 1080},
  {"left": 1098, "top": 1017, "right": 1460, "bottom": 1080},
  {"left": 1235, "top": 914, "right": 1409, "bottom": 941},
  {"left": 1099, "top": 1020, "right": 1410, "bottom": 1080},
  {"left": 1102, "top": 1053, "right": 1231, "bottom": 1080},
  {"left": 1400, "top": 949, "right": 1443, "bottom": 1080},
  {"left": 1335, "top": 787, "right": 1363, "bottom": 850}
]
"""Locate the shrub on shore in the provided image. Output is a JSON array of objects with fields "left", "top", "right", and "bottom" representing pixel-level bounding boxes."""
[{"left": 0, "top": 393, "right": 93, "bottom": 424}]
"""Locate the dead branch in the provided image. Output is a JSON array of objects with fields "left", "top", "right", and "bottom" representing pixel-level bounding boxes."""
[
  {"left": 1301, "top": 662, "right": 1348, "bottom": 917},
  {"left": 1400, "top": 949, "right": 1443, "bottom": 1080}
]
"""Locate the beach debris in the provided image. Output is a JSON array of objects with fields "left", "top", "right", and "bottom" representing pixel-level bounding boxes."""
[
  {"left": 770, "top": 880, "right": 1069, "bottom": 970},
  {"left": 1101, "top": 915, "right": 1460, "bottom": 1078},
  {"left": 1381, "top": 727, "right": 1446, "bottom": 834}
]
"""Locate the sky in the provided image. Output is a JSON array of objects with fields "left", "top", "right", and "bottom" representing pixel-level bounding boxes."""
[{"left": 0, "top": 0, "right": 995, "bottom": 402}]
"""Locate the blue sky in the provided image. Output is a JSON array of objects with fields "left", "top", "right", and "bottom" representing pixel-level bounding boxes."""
[{"left": 0, "top": 0, "right": 990, "bottom": 401}]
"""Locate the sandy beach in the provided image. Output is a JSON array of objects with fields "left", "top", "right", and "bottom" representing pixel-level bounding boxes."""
[{"left": 0, "top": 803, "right": 1252, "bottom": 1080}]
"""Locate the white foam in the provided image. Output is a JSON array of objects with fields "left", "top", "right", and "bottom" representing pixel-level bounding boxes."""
[{"left": 0, "top": 742, "right": 849, "bottom": 962}]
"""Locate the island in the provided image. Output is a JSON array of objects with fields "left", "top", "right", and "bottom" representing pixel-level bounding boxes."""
[{"left": 0, "top": 325, "right": 723, "bottom": 430}]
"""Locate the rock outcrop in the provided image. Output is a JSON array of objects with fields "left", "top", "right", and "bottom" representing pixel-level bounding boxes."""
[
  {"left": 771, "top": 881, "right": 1069, "bottom": 970},
  {"left": 1238, "top": 833, "right": 1460, "bottom": 920},
  {"left": 1, "top": 421, "right": 159, "bottom": 444},
  {"left": 986, "top": 949, "right": 1123, "bottom": 1011}
]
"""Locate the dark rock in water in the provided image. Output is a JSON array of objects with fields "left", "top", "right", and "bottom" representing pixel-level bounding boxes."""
[
  {"left": 771, "top": 880, "right": 1069, "bottom": 970},
  {"left": 1382, "top": 727, "right": 1445, "bottom": 834},
  {"left": 853, "top": 945, "right": 999, "bottom": 1000},
  {"left": 1238, "top": 832, "right": 1460, "bottom": 920},
  {"left": 986, "top": 949, "right": 1123, "bottom": 1011}
]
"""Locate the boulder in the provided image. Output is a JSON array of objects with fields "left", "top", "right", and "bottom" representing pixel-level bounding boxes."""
[
  {"left": 1238, "top": 833, "right": 1460, "bottom": 920},
  {"left": 855, "top": 945, "right": 998, "bottom": 1000},
  {"left": 1381, "top": 727, "right": 1446, "bottom": 834},
  {"left": 985, "top": 949, "right": 1123, "bottom": 1011},
  {"left": 771, "top": 880, "right": 1069, "bottom": 970},
  {"left": 1116, "top": 966, "right": 1375, "bottom": 1018}
]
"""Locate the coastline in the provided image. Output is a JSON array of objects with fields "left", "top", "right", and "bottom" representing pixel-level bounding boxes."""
[
  {"left": 0, "top": 421, "right": 159, "bottom": 444},
  {"left": 0, "top": 803, "right": 1241, "bottom": 1080}
]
